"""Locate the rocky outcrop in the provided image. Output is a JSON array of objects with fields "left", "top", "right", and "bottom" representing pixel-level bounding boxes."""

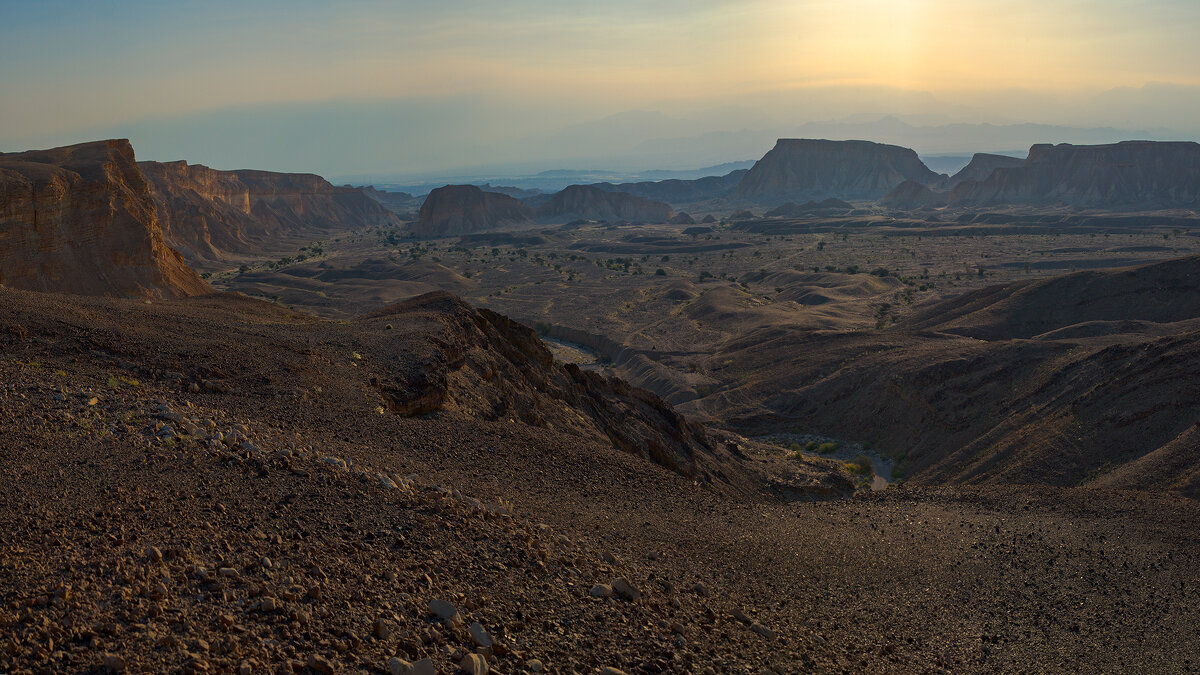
[
  {"left": 733, "top": 139, "right": 943, "bottom": 204},
  {"left": 413, "top": 185, "right": 534, "bottom": 237},
  {"left": 951, "top": 141, "right": 1200, "bottom": 208},
  {"left": 140, "top": 161, "right": 401, "bottom": 264},
  {"left": 535, "top": 185, "right": 673, "bottom": 223},
  {"left": 362, "top": 292, "right": 712, "bottom": 477},
  {"left": 591, "top": 170, "right": 747, "bottom": 205},
  {"left": 0, "top": 139, "right": 210, "bottom": 298},
  {"left": 879, "top": 181, "right": 947, "bottom": 209},
  {"left": 947, "top": 153, "right": 1023, "bottom": 187}
]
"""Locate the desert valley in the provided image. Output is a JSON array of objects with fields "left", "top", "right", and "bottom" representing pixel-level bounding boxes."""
[
  {"left": 2, "top": 134, "right": 1200, "bottom": 674},
  {"left": 5, "top": 2, "right": 1200, "bottom": 673}
]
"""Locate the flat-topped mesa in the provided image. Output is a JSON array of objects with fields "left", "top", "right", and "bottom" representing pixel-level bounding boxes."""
[
  {"left": 733, "top": 138, "right": 943, "bottom": 205},
  {"left": 139, "top": 160, "right": 401, "bottom": 264},
  {"left": 413, "top": 185, "right": 535, "bottom": 238},
  {"left": 0, "top": 139, "right": 210, "bottom": 299},
  {"left": 947, "top": 153, "right": 1024, "bottom": 187},
  {"left": 535, "top": 184, "right": 673, "bottom": 223},
  {"left": 951, "top": 141, "right": 1200, "bottom": 208}
]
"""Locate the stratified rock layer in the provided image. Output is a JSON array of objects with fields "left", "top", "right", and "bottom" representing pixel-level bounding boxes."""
[
  {"left": 414, "top": 185, "right": 534, "bottom": 237},
  {"left": 536, "top": 185, "right": 673, "bottom": 223},
  {"left": 951, "top": 141, "right": 1200, "bottom": 208},
  {"left": 733, "top": 139, "right": 942, "bottom": 204},
  {"left": 140, "top": 161, "right": 401, "bottom": 264},
  {"left": 0, "top": 139, "right": 210, "bottom": 298}
]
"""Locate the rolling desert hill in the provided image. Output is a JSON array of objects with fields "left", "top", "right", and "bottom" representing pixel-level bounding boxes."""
[
  {"left": 686, "top": 255, "right": 1200, "bottom": 495},
  {"left": 0, "top": 139, "right": 211, "bottom": 299},
  {"left": 140, "top": 161, "right": 401, "bottom": 268},
  {"left": 732, "top": 139, "right": 944, "bottom": 205}
]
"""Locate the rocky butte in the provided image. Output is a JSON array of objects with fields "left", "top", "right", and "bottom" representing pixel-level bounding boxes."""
[
  {"left": 951, "top": 141, "right": 1200, "bottom": 208},
  {"left": 534, "top": 184, "right": 673, "bottom": 223},
  {"left": 0, "top": 139, "right": 210, "bottom": 298},
  {"left": 732, "top": 138, "right": 943, "bottom": 205},
  {"left": 140, "top": 160, "right": 401, "bottom": 266},
  {"left": 413, "top": 184, "right": 535, "bottom": 237}
]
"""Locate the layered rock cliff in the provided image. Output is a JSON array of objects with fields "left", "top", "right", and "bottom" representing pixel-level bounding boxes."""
[
  {"left": 413, "top": 185, "right": 535, "bottom": 237},
  {"left": 140, "top": 161, "right": 401, "bottom": 264},
  {"left": 946, "top": 153, "right": 1024, "bottom": 187},
  {"left": 592, "top": 169, "right": 747, "bottom": 205},
  {"left": 0, "top": 139, "right": 210, "bottom": 298},
  {"left": 951, "top": 141, "right": 1200, "bottom": 208},
  {"left": 732, "top": 139, "right": 943, "bottom": 204},
  {"left": 879, "top": 180, "right": 947, "bottom": 209},
  {"left": 535, "top": 185, "right": 673, "bottom": 223}
]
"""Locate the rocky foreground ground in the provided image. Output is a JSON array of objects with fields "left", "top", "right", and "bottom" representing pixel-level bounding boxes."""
[{"left": 2, "top": 289, "right": 1199, "bottom": 674}]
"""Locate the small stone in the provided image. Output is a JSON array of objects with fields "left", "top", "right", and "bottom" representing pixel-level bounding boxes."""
[
  {"left": 147, "top": 546, "right": 163, "bottom": 563},
  {"left": 429, "top": 599, "right": 458, "bottom": 620},
  {"left": 670, "top": 622, "right": 685, "bottom": 634},
  {"left": 459, "top": 653, "right": 488, "bottom": 675},
  {"left": 411, "top": 659, "right": 437, "bottom": 675},
  {"left": 692, "top": 583, "right": 709, "bottom": 597},
  {"left": 469, "top": 622, "right": 493, "bottom": 649},
  {"left": 610, "top": 578, "right": 641, "bottom": 601},
  {"left": 589, "top": 584, "right": 613, "bottom": 598},
  {"left": 219, "top": 567, "right": 239, "bottom": 578},
  {"left": 375, "top": 616, "right": 394, "bottom": 640},
  {"left": 599, "top": 668, "right": 627, "bottom": 675},
  {"left": 261, "top": 596, "right": 278, "bottom": 612},
  {"left": 103, "top": 653, "right": 126, "bottom": 672},
  {"left": 731, "top": 609, "right": 752, "bottom": 624},
  {"left": 307, "top": 654, "right": 335, "bottom": 675},
  {"left": 525, "top": 660, "right": 543, "bottom": 672},
  {"left": 189, "top": 382, "right": 201, "bottom": 393},
  {"left": 601, "top": 551, "right": 618, "bottom": 564},
  {"left": 387, "top": 657, "right": 413, "bottom": 675},
  {"left": 749, "top": 623, "right": 776, "bottom": 640}
]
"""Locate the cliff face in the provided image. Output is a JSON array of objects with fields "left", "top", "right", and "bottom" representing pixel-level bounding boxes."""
[
  {"left": 947, "top": 153, "right": 1024, "bottom": 187},
  {"left": 951, "top": 141, "right": 1200, "bottom": 208},
  {"left": 140, "top": 161, "right": 401, "bottom": 264},
  {"left": 535, "top": 185, "right": 673, "bottom": 223},
  {"left": 413, "top": 185, "right": 534, "bottom": 237},
  {"left": 0, "top": 140, "right": 210, "bottom": 299},
  {"left": 879, "top": 180, "right": 947, "bottom": 209},
  {"left": 733, "top": 139, "right": 942, "bottom": 204},
  {"left": 592, "top": 169, "right": 747, "bottom": 205},
  {"left": 361, "top": 291, "right": 713, "bottom": 477}
]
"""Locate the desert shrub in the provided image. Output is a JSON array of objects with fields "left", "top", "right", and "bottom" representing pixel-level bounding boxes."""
[
  {"left": 655, "top": 269, "right": 667, "bottom": 276},
  {"left": 817, "top": 442, "right": 837, "bottom": 454},
  {"left": 805, "top": 441, "right": 819, "bottom": 452},
  {"left": 789, "top": 443, "right": 803, "bottom": 453},
  {"left": 846, "top": 455, "right": 875, "bottom": 476}
]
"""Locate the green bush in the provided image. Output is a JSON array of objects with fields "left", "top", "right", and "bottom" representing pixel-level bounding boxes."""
[{"left": 817, "top": 442, "right": 837, "bottom": 454}]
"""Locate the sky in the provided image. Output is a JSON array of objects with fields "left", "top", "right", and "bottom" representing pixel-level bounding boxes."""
[{"left": 3, "top": 0, "right": 1199, "bottom": 178}]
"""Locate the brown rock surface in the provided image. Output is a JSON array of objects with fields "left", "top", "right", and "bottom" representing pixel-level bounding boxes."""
[
  {"left": 139, "top": 160, "right": 401, "bottom": 265},
  {"left": 535, "top": 185, "right": 673, "bottom": 223},
  {"left": 413, "top": 185, "right": 534, "bottom": 237},
  {"left": 0, "top": 139, "right": 210, "bottom": 298},
  {"left": 946, "top": 152, "right": 1024, "bottom": 187},
  {"left": 951, "top": 141, "right": 1200, "bottom": 208},
  {"left": 732, "top": 139, "right": 943, "bottom": 204}
]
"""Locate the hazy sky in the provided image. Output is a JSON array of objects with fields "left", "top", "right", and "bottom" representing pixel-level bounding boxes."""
[{"left": 4, "top": 0, "right": 1199, "bottom": 177}]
